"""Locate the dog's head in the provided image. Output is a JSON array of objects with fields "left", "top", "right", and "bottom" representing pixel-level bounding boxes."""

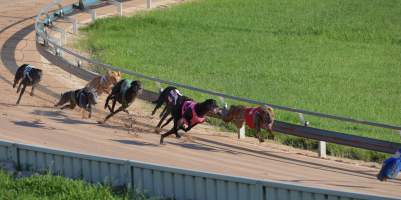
[
  {"left": 106, "top": 70, "right": 122, "bottom": 85},
  {"left": 129, "top": 80, "right": 143, "bottom": 95},
  {"left": 203, "top": 99, "right": 220, "bottom": 115},
  {"left": 260, "top": 105, "right": 275, "bottom": 134}
]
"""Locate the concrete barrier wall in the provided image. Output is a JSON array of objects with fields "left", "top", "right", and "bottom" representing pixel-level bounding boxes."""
[{"left": 0, "top": 140, "right": 399, "bottom": 200}]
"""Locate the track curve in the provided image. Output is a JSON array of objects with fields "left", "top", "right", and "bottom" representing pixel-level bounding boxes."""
[{"left": 0, "top": 0, "right": 400, "bottom": 198}]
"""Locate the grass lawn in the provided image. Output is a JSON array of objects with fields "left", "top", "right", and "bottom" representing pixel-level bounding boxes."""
[
  {"left": 77, "top": 0, "right": 401, "bottom": 161},
  {"left": 0, "top": 170, "right": 151, "bottom": 200}
]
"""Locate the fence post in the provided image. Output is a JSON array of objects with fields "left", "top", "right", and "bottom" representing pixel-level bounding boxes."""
[
  {"left": 72, "top": 17, "right": 78, "bottom": 33},
  {"left": 61, "top": 29, "right": 66, "bottom": 45},
  {"left": 147, "top": 0, "right": 152, "bottom": 8},
  {"left": 76, "top": 59, "right": 82, "bottom": 68},
  {"left": 238, "top": 123, "right": 245, "bottom": 139},
  {"left": 43, "top": 29, "right": 49, "bottom": 47},
  {"left": 35, "top": 32, "right": 40, "bottom": 44},
  {"left": 55, "top": 39, "right": 63, "bottom": 56},
  {"left": 85, "top": 9, "right": 97, "bottom": 22},
  {"left": 155, "top": 82, "right": 162, "bottom": 92},
  {"left": 298, "top": 113, "right": 326, "bottom": 157},
  {"left": 118, "top": 1, "right": 123, "bottom": 16},
  {"left": 319, "top": 141, "right": 327, "bottom": 158}
]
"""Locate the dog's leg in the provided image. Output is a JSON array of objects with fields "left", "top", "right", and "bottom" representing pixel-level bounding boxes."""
[
  {"left": 151, "top": 103, "right": 161, "bottom": 116},
  {"left": 81, "top": 109, "right": 86, "bottom": 119},
  {"left": 13, "top": 76, "right": 21, "bottom": 88},
  {"left": 104, "top": 95, "right": 111, "bottom": 110},
  {"left": 111, "top": 98, "right": 117, "bottom": 113},
  {"left": 159, "top": 106, "right": 167, "bottom": 118},
  {"left": 60, "top": 104, "right": 72, "bottom": 110},
  {"left": 104, "top": 94, "right": 115, "bottom": 112},
  {"left": 183, "top": 122, "right": 198, "bottom": 133},
  {"left": 61, "top": 98, "right": 76, "bottom": 110},
  {"left": 16, "top": 84, "right": 27, "bottom": 105},
  {"left": 152, "top": 101, "right": 165, "bottom": 116},
  {"left": 155, "top": 110, "right": 170, "bottom": 133},
  {"left": 255, "top": 113, "right": 268, "bottom": 142},
  {"left": 156, "top": 110, "right": 169, "bottom": 127},
  {"left": 267, "top": 131, "right": 275, "bottom": 140},
  {"left": 160, "top": 116, "right": 174, "bottom": 129},
  {"left": 123, "top": 109, "right": 129, "bottom": 114},
  {"left": 16, "top": 81, "right": 23, "bottom": 93},
  {"left": 160, "top": 127, "right": 178, "bottom": 144},
  {"left": 103, "top": 106, "right": 124, "bottom": 123},
  {"left": 88, "top": 105, "right": 92, "bottom": 118},
  {"left": 30, "top": 85, "right": 35, "bottom": 96}
]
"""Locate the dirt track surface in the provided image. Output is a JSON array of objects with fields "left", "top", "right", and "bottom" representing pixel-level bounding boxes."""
[{"left": 0, "top": 0, "right": 401, "bottom": 198}]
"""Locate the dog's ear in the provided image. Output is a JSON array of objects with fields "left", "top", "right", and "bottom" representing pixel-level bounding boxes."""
[
  {"left": 117, "top": 71, "right": 122, "bottom": 77},
  {"left": 107, "top": 70, "right": 112, "bottom": 76}
]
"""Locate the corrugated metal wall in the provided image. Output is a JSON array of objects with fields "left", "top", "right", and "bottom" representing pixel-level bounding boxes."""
[{"left": 0, "top": 140, "right": 398, "bottom": 200}]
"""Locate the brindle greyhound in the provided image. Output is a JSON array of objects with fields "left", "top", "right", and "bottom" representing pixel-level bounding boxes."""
[
  {"left": 54, "top": 87, "right": 97, "bottom": 118},
  {"left": 221, "top": 105, "right": 275, "bottom": 142}
]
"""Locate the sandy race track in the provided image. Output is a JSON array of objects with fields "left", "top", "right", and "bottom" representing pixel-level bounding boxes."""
[{"left": 0, "top": 0, "right": 400, "bottom": 198}]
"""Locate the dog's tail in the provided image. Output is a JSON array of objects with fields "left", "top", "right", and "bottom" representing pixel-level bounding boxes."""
[
  {"left": 152, "top": 98, "right": 160, "bottom": 104},
  {"left": 152, "top": 88, "right": 165, "bottom": 104}
]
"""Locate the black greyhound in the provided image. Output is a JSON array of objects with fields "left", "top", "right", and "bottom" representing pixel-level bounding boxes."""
[
  {"left": 54, "top": 87, "right": 97, "bottom": 118},
  {"left": 151, "top": 86, "right": 193, "bottom": 133},
  {"left": 13, "top": 64, "right": 43, "bottom": 105},
  {"left": 102, "top": 79, "right": 142, "bottom": 123},
  {"left": 159, "top": 98, "right": 220, "bottom": 144}
]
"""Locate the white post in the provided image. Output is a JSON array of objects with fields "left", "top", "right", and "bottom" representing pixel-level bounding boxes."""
[
  {"left": 109, "top": 0, "right": 123, "bottom": 16},
  {"left": 76, "top": 59, "right": 82, "bottom": 68},
  {"left": 61, "top": 30, "right": 66, "bottom": 45},
  {"left": 300, "top": 113, "right": 325, "bottom": 157},
  {"left": 118, "top": 2, "right": 123, "bottom": 16},
  {"left": 58, "top": 36, "right": 64, "bottom": 57},
  {"left": 35, "top": 32, "right": 39, "bottom": 44},
  {"left": 155, "top": 82, "right": 162, "bottom": 92},
  {"left": 147, "top": 0, "right": 152, "bottom": 8},
  {"left": 238, "top": 123, "right": 245, "bottom": 139},
  {"left": 298, "top": 113, "right": 305, "bottom": 126},
  {"left": 44, "top": 30, "right": 49, "bottom": 47},
  {"left": 91, "top": 9, "right": 96, "bottom": 22},
  {"left": 319, "top": 141, "right": 327, "bottom": 158},
  {"left": 72, "top": 18, "right": 78, "bottom": 33}
]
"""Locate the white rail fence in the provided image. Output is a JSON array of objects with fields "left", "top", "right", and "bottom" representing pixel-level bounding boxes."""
[{"left": 0, "top": 140, "right": 398, "bottom": 200}]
